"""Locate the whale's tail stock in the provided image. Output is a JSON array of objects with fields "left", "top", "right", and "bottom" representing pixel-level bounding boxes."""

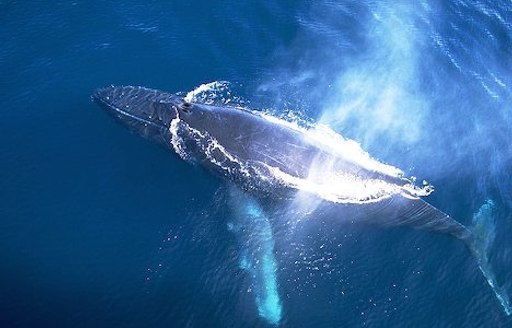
[{"left": 469, "top": 199, "right": 511, "bottom": 316}]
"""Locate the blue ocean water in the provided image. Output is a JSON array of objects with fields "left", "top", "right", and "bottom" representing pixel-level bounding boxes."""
[{"left": 1, "top": 1, "right": 511, "bottom": 327}]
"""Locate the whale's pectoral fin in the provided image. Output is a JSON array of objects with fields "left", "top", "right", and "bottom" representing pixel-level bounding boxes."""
[
  {"left": 470, "top": 200, "right": 511, "bottom": 316},
  {"left": 227, "top": 186, "right": 283, "bottom": 325}
]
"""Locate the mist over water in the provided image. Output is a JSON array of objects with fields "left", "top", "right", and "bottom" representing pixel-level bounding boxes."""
[{"left": 260, "top": 0, "right": 512, "bottom": 186}]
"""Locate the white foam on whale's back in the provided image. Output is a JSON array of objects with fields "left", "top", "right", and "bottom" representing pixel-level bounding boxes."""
[
  {"left": 258, "top": 113, "right": 434, "bottom": 203},
  {"left": 170, "top": 110, "right": 432, "bottom": 204},
  {"left": 175, "top": 82, "right": 432, "bottom": 204},
  {"left": 259, "top": 113, "right": 404, "bottom": 177}
]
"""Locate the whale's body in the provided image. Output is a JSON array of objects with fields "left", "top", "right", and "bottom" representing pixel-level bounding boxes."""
[{"left": 93, "top": 85, "right": 511, "bottom": 322}]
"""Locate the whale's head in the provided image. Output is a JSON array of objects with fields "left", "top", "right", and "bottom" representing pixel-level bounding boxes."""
[
  {"left": 93, "top": 85, "right": 266, "bottom": 171},
  {"left": 93, "top": 85, "right": 204, "bottom": 147}
]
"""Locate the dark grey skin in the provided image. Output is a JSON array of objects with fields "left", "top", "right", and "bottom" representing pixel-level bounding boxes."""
[{"left": 93, "top": 85, "right": 510, "bottom": 315}]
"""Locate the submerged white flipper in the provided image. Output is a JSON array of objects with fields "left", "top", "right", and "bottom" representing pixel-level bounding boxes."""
[
  {"left": 228, "top": 186, "right": 282, "bottom": 325},
  {"left": 470, "top": 200, "right": 511, "bottom": 315}
]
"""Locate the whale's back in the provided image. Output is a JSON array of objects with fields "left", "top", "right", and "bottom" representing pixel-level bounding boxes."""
[{"left": 176, "top": 103, "right": 424, "bottom": 204}]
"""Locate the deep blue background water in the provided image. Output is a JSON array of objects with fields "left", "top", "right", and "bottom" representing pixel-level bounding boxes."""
[{"left": 1, "top": 1, "right": 511, "bottom": 327}]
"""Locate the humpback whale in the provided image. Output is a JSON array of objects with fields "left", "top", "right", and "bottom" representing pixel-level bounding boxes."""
[{"left": 93, "top": 85, "right": 511, "bottom": 322}]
